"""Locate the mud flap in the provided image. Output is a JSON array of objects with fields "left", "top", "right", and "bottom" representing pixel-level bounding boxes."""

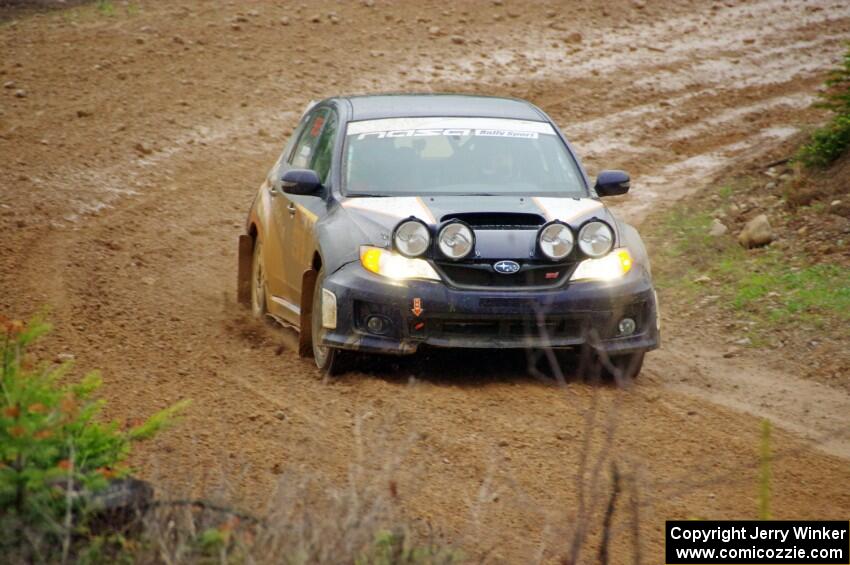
[
  {"left": 299, "top": 269, "right": 317, "bottom": 358},
  {"left": 236, "top": 235, "right": 253, "bottom": 306}
]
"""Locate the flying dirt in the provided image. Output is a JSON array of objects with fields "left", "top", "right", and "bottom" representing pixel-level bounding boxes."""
[{"left": 1, "top": 0, "right": 849, "bottom": 561}]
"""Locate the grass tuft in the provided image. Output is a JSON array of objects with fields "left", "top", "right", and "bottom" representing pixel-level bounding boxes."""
[
  {"left": 797, "top": 44, "right": 850, "bottom": 168},
  {"left": 95, "top": 0, "right": 115, "bottom": 17},
  {"left": 651, "top": 186, "right": 850, "bottom": 338}
]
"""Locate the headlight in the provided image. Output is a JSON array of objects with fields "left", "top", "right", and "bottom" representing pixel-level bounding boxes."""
[
  {"left": 393, "top": 219, "right": 430, "bottom": 257},
  {"left": 538, "top": 221, "right": 574, "bottom": 261},
  {"left": 437, "top": 222, "right": 474, "bottom": 260},
  {"left": 571, "top": 248, "right": 632, "bottom": 281},
  {"left": 360, "top": 246, "right": 440, "bottom": 281},
  {"left": 578, "top": 221, "right": 614, "bottom": 258}
]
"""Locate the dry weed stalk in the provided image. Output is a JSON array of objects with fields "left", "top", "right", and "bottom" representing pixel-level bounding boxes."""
[{"left": 136, "top": 412, "right": 458, "bottom": 564}]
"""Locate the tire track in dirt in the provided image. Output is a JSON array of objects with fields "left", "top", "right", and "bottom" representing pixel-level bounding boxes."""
[{"left": 661, "top": 341, "right": 850, "bottom": 460}]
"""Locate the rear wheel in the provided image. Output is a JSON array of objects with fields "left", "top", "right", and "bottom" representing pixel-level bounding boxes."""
[
  {"left": 250, "top": 239, "right": 267, "bottom": 319},
  {"left": 311, "top": 268, "right": 346, "bottom": 376}
]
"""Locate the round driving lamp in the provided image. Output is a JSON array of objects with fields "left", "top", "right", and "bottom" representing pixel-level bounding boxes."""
[
  {"left": 578, "top": 221, "right": 614, "bottom": 258},
  {"left": 538, "top": 221, "right": 574, "bottom": 261},
  {"left": 437, "top": 221, "right": 475, "bottom": 260},
  {"left": 393, "top": 219, "right": 431, "bottom": 257}
]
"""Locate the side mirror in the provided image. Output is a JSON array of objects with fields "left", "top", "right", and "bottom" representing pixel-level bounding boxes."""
[
  {"left": 594, "top": 170, "right": 630, "bottom": 197},
  {"left": 281, "top": 169, "right": 322, "bottom": 196}
]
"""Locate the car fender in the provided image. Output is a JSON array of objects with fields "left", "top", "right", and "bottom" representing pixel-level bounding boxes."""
[
  {"left": 313, "top": 203, "right": 374, "bottom": 276},
  {"left": 294, "top": 203, "right": 382, "bottom": 354}
]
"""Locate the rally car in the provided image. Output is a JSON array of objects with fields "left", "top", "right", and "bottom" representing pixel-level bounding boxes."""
[{"left": 237, "top": 94, "right": 659, "bottom": 376}]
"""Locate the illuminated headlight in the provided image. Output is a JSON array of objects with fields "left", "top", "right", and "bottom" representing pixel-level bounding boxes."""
[
  {"left": 570, "top": 248, "right": 633, "bottom": 282},
  {"left": 360, "top": 246, "right": 440, "bottom": 281},
  {"left": 437, "top": 222, "right": 474, "bottom": 260},
  {"left": 393, "top": 219, "right": 430, "bottom": 257},
  {"left": 578, "top": 221, "right": 614, "bottom": 258},
  {"left": 538, "top": 221, "right": 574, "bottom": 261}
]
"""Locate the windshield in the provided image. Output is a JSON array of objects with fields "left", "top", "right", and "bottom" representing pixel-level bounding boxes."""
[{"left": 343, "top": 117, "right": 586, "bottom": 197}]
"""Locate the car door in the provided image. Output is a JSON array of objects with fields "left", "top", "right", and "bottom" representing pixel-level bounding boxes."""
[
  {"left": 284, "top": 107, "right": 338, "bottom": 305},
  {"left": 261, "top": 117, "right": 306, "bottom": 310},
  {"left": 266, "top": 108, "right": 330, "bottom": 323}
]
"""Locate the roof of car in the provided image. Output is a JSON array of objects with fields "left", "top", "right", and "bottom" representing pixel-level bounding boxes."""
[{"left": 341, "top": 93, "right": 548, "bottom": 122}]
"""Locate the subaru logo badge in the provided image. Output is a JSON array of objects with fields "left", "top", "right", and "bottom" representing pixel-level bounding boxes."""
[{"left": 493, "top": 260, "right": 521, "bottom": 275}]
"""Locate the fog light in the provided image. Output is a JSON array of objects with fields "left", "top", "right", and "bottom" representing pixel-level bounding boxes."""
[
  {"left": 618, "top": 317, "right": 636, "bottom": 336},
  {"left": 366, "top": 315, "right": 389, "bottom": 335}
]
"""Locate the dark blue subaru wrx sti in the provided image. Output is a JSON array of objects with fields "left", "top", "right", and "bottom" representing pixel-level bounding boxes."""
[{"left": 238, "top": 94, "right": 659, "bottom": 376}]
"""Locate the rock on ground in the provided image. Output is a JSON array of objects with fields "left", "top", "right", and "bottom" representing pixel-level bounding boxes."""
[
  {"left": 709, "top": 218, "right": 728, "bottom": 236},
  {"left": 738, "top": 214, "right": 774, "bottom": 248}
]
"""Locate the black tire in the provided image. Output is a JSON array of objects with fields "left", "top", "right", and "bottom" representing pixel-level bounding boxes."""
[
  {"left": 250, "top": 239, "right": 268, "bottom": 319},
  {"left": 311, "top": 268, "right": 346, "bottom": 376},
  {"left": 604, "top": 351, "right": 644, "bottom": 381}
]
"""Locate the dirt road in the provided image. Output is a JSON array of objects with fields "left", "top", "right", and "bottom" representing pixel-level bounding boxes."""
[{"left": 2, "top": 0, "right": 849, "bottom": 561}]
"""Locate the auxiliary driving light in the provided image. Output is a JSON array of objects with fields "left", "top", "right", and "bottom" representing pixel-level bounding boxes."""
[
  {"left": 618, "top": 317, "right": 636, "bottom": 336},
  {"left": 393, "top": 219, "right": 430, "bottom": 257},
  {"left": 538, "top": 221, "right": 574, "bottom": 260},
  {"left": 437, "top": 221, "right": 474, "bottom": 260},
  {"left": 578, "top": 221, "right": 614, "bottom": 258}
]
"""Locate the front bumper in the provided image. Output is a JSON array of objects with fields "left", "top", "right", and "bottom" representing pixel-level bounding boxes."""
[{"left": 319, "top": 261, "right": 660, "bottom": 356}]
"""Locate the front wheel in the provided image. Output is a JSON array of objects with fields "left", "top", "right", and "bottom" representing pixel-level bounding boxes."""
[
  {"left": 604, "top": 351, "right": 644, "bottom": 381},
  {"left": 311, "top": 268, "right": 347, "bottom": 376}
]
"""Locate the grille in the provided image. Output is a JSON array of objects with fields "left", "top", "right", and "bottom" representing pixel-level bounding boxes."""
[
  {"left": 429, "top": 315, "right": 584, "bottom": 339},
  {"left": 436, "top": 261, "right": 574, "bottom": 289},
  {"left": 425, "top": 304, "right": 648, "bottom": 342},
  {"left": 478, "top": 297, "right": 537, "bottom": 308}
]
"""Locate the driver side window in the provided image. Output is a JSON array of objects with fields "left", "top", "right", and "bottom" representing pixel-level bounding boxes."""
[
  {"left": 310, "top": 111, "right": 338, "bottom": 184},
  {"left": 289, "top": 108, "right": 330, "bottom": 170}
]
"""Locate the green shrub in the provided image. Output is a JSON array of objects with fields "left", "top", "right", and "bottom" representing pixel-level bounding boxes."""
[
  {"left": 0, "top": 315, "right": 188, "bottom": 561},
  {"left": 798, "top": 44, "right": 850, "bottom": 168},
  {"left": 96, "top": 0, "right": 115, "bottom": 17},
  {"left": 797, "top": 115, "right": 850, "bottom": 168}
]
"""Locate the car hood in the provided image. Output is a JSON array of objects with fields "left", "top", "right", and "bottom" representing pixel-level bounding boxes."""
[{"left": 336, "top": 195, "right": 618, "bottom": 260}]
